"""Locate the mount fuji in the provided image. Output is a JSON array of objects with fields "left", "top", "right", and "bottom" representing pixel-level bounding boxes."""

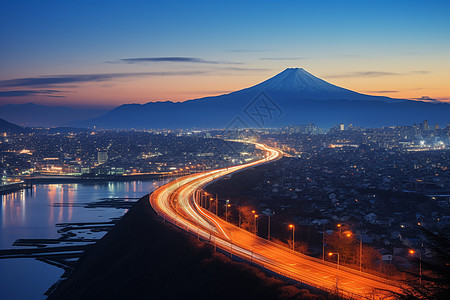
[{"left": 75, "top": 68, "right": 450, "bottom": 129}]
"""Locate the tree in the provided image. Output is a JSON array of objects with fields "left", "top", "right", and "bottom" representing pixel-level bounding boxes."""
[
  {"left": 360, "top": 245, "right": 381, "bottom": 270},
  {"left": 324, "top": 231, "right": 355, "bottom": 264},
  {"left": 394, "top": 228, "right": 450, "bottom": 299}
]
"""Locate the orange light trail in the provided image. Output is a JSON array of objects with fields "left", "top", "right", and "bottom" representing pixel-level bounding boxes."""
[{"left": 149, "top": 140, "right": 403, "bottom": 299}]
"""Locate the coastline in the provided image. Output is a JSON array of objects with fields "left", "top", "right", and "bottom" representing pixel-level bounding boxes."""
[
  {"left": 0, "top": 173, "right": 164, "bottom": 196},
  {"left": 0, "top": 182, "right": 32, "bottom": 195}
]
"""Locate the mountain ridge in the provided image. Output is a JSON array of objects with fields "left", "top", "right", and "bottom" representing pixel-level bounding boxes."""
[
  {"left": 0, "top": 103, "right": 108, "bottom": 127},
  {"left": 73, "top": 68, "right": 447, "bottom": 129}
]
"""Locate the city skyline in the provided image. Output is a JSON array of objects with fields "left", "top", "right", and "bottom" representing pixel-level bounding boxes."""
[{"left": 1, "top": 0, "right": 450, "bottom": 108}]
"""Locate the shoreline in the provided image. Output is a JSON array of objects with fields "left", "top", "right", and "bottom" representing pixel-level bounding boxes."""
[
  {"left": 0, "top": 174, "right": 165, "bottom": 196},
  {"left": 0, "top": 182, "right": 32, "bottom": 195}
]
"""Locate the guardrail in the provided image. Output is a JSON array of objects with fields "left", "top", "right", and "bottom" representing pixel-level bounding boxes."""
[
  {"left": 155, "top": 209, "right": 382, "bottom": 300},
  {"left": 149, "top": 143, "right": 400, "bottom": 300}
]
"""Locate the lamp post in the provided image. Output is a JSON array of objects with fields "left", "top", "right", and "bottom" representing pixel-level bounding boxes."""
[
  {"left": 228, "top": 203, "right": 241, "bottom": 227},
  {"left": 322, "top": 224, "right": 325, "bottom": 261},
  {"left": 255, "top": 214, "right": 259, "bottom": 235},
  {"left": 346, "top": 232, "right": 362, "bottom": 271},
  {"left": 238, "top": 207, "right": 242, "bottom": 228},
  {"left": 225, "top": 204, "right": 231, "bottom": 222},
  {"left": 252, "top": 210, "right": 256, "bottom": 234},
  {"left": 203, "top": 191, "right": 209, "bottom": 208},
  {"left": 409, "top": 249, "right": 422, "bottom": 284},
  {"left": 259, "top": 212, "right": 273, "bottom": 240},
  {"left": 289, "top": 224, "right": 295, "bottom": 250},
  {"left": 328, "top": 252, "right": 340, "bottom": 289},
  {"left": 215, "top": 196, "right": 218, "bottom": 215}
]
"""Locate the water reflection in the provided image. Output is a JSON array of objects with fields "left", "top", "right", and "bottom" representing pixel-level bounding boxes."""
[
  {"left": 0, "top": 179, "right": 166, "bottom": 300},
  {"left": 1, "top": 189, "right": 26, "bottom": 228},
  {"left": 0, "top": 180, "right": 163, "bottom": 249}
]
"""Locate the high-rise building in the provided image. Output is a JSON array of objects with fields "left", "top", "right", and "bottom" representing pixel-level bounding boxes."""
[
  {"left": 97, "top": 151, "right": 108, "bottom": 165},
  {"left": 339, "top": 123, "right": 345, "bottom": 131},
  {"left": 423, "top": 120, "right": 429, "bottom": 131},
  {"left": 434, "top": 123, "right": 439, "bottom": 130}
]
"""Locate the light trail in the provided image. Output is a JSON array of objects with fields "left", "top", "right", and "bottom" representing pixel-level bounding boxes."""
[{"left": 149, "top": 141, "right": 403, "bottom": 299}]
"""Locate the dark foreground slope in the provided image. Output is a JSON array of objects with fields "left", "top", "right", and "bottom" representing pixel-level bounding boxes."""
[{"left": 49, "top": 195, "right": 326, "bottom": 300}]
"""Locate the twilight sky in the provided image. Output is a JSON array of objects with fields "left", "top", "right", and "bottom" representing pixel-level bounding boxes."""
[{"left": 0, "top": 0, "right": 449, "bottom": 108}]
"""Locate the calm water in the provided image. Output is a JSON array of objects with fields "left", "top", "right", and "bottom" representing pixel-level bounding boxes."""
[{"left": 0, "top": 180, "right": 161, "bottom": 300}]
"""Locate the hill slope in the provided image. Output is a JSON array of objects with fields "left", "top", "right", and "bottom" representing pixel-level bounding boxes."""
[
  {"left": 0, "top": 118, "right": 27, "bottom": 133},
  {"left": 48, "top": 195, "right": 326, "bottom": 300}
]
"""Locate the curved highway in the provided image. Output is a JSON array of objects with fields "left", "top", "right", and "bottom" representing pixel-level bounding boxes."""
[{"left": 149, "top": 141, "right": 402, "bottom": 299}]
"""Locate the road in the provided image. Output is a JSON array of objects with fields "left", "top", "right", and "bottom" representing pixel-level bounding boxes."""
[{"left": 149, "top": 141, "right": 403, "bottom": 299}]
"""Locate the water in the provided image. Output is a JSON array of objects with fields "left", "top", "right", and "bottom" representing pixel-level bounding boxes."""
[{"left": 0, "top": 180, "right": 161, "bottom": 300}]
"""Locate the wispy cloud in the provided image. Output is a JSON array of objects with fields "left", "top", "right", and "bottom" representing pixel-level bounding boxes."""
[
  {"left": 0, "top": 71, "right": 205, "bottom": 88},
  {"left": 0, "top": 90, "right": 65, "bottom": 97},
  {"left": 217, "top": 67, "right": 271, "bottom": 72},
  {"left": 326, "top": 71, "right": 403, "bottom": 78},
  {"left": 411, "top": 96, "right": 440, "bottom": 102},
  {"left": 363, "top": 90, "right": 399, "bottom": 94},
  {"left": 259, "top": 57, "right": 307, "bottom": 61},
  {"left": 227, "top": 49, "right": 271, "bottom": 53},
  {"left": 326, "top": 70, "right": 429, "bottom": 79},
  {"left": 113, "top": 57, "right": 241, "bottom": 65}
]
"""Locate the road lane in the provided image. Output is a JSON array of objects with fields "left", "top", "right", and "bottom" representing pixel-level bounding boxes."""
[{"left": 149, "top": 141, "right": 402, "bottom": 299}]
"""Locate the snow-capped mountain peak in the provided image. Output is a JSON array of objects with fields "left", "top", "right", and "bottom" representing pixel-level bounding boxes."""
[{"left": 253, "top": 68, "right": 349, "bottom": 94}]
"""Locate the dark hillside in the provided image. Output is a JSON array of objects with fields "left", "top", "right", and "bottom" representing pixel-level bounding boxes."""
[{"left": 48, "top": 195, "right": 327, "bottom": 300}]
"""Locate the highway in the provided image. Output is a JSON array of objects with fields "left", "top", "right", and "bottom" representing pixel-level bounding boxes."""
[{"left": 149, "top": 141, "right": 403, "bottom": 299}]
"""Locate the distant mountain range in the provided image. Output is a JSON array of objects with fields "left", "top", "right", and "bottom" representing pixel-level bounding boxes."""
[
  {"left": 0, "top": 103, "right": 107, "bottom": 127},
  {"left": 74, "top": 68, "right": 450, "bottom": 129},
  {"left": 2, "top": 69, "right": 449, "bottom": 129}
]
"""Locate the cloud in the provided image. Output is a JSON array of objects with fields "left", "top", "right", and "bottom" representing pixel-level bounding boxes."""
[
  {"left": 227, "top": 49, "right": 271, "bottom": 53},
  {"left": 259, "top": 57, "right": 307, "bottom": 61},
  {"left": 217, "top": 67, "right": 271, "bottom": 72},
  {"left": 411, "top": 96, "right": 439, "bottom": 102},
  {"left": 0, "top": 71, "right": 205, "bottom": 88},
  {"left": 0, "top": 90, "right": 65, "bottom": 97},
  {"left": 326, "top": 70, "right": 429, "bottom": 79},
  {"left": 363, "top": 90, "right": 399, "bottom": 94},
  {"left": 115, "top": 57, "right": 241, "bottom": 65},
  {"left": 326, "top": 71, "right": 403, "bottom": 78}
]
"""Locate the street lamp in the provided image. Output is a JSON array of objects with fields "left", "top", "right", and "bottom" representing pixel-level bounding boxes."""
[
  {"left": 212, "top": 196, "right": 218, "bottom": 215},
  {"left": 289, "top": 224, "right": 295, "bottom": 250},
  {"left": 254, "top": 214, "right": 259, "bottom": 235},
  {"left": 260, "top": 211, "right": 274, "bottom": 241},
  {"left": 337, "top": 223, "right": 342, "bottom": 234},
  {"left": 228, "top": 203, "right": 241, "bottom": 227},
  {"left": 322, "top": 224, "right": 326, "bottom": 261},
  {"left": 409, "top": 249, "right": 422, "bottom": 284},
  {"left": 346, "top": 232, "right": 362, "bottom": 272},
  {"left": 251, "top": 210, "right": 256, "bottom": 234},
  {"left": 328, "top": 252, "right": 340, "bottom": 289},
  {"left": 202, "top": 191, "right": 209, "bottom": 208},
  {"left": 225, "top": 204, "right": 231, "bottom": 222}
]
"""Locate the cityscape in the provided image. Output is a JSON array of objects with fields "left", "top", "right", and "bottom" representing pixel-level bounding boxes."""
[{"left": 1, "top": 1, "right": 449, "bottom": 300}]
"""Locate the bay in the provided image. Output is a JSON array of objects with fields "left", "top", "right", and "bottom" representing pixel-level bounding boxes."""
[{"left": 0, "top": 180, "right": 161, "bottom": 299}]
